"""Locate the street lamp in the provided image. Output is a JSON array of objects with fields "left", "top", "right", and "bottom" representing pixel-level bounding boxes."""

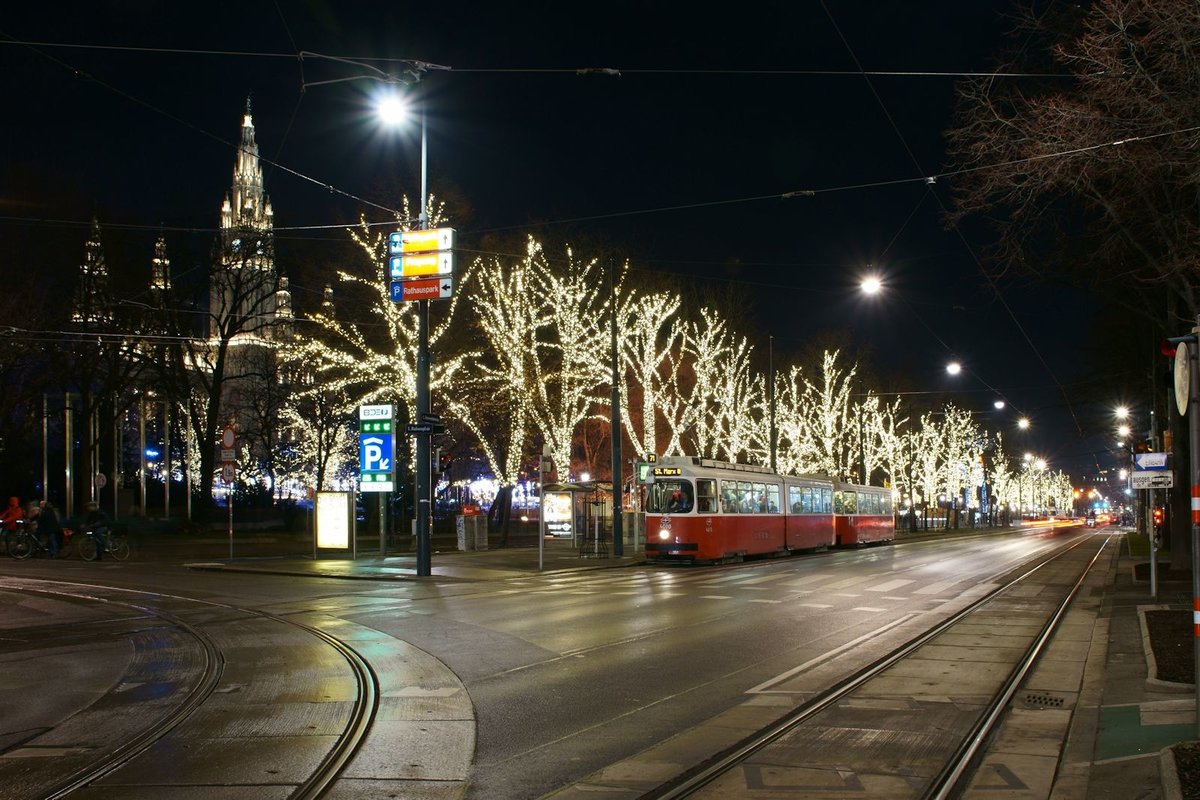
[{"left": 376, "top": 85, "right": 433, "bottom": 576}]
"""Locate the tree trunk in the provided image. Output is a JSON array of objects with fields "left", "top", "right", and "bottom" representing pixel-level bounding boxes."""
[{"left": 488, "top": 485, "right": 513, "bottom": 548}]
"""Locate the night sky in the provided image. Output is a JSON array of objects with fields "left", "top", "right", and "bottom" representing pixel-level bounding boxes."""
[{"left": 0, "top": 2, "right": 1108, "bottom": 479}]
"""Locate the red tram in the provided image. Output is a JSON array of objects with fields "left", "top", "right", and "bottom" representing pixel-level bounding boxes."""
[{"left": 643, "top": 456, "right": 894, "bottom": 563}]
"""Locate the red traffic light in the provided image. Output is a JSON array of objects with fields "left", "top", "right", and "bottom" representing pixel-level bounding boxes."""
[
  {"left": 1162, "top": 339, "right": 1178, "bottom": 357},
  {"left": 1153, "top": 506, "right": 1164, "bottom": 526}
]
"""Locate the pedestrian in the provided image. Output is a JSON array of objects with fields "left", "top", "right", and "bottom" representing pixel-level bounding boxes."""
[
  {"left": 38, "top": 501, "right": 63, "bottom": 557},
  {"left": 85, "top": 501, "right": 110, "bottom": 560},
  {"left": 0, "top": 496, "right": 21, "bottom": 552}
]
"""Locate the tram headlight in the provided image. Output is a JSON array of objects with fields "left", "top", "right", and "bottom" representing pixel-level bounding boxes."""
[{"left": 658, "top": 528, "right": 670, "bottom": 540}]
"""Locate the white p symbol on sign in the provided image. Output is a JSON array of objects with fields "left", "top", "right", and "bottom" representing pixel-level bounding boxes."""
[{"left": 363, "top": 437, "right": 384, "bottom": 471}]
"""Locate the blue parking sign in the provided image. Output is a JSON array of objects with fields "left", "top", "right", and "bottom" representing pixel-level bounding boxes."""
[{"left": 359, "top": 432, "right": 394, "bottom": 492}]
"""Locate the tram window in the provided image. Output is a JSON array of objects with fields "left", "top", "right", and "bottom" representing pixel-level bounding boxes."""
[
  {"left": 863, "top": 494, "right": 879, "bottom": 514},
  {"left": 696, "top": 479, "right": 717, "bottom": 513},
  {"left": 835, "top": 490, "right": 858, "bottom": 515},
  {"left": 749, "top": 482, "right": 769, "bottom": 513},
  {"left": 738, "top": 481, "right": 755, "bottom": 513},
  {"left": 646, "top": 480, "right": 694, "bottom": 513},
  {"left": 882, "top": 494, "right": 893, "bottom": 513},
  {"left": 721, "top": 481, "right": 739, "bottom": 513},
  {"left": 821, "top": 488, "right": 832, "bottom": 513},
  {"left": 765, "top": 484, "right": 780, "bottom": 513},
  {"left": 788, "top": 486, "right": 803, "bottom": 513},
  {"left": 802, "top": 487, "right": 814, "bottom": 513}
]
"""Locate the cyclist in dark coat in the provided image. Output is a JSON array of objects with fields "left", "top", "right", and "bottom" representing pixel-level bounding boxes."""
[{"left": 85, "top": 501, "right": 110, "bottom": 560}]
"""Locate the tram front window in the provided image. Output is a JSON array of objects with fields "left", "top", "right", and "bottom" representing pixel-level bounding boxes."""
[{"left": 647, "top": 480, "right": 694, "bottom": 513}]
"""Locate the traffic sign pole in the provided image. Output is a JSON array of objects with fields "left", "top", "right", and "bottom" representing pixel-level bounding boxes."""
[{"left": 1188, "top": 323, "right": 1200, "bottom": 736}]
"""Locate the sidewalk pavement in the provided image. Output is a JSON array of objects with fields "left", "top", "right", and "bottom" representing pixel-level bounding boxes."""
[
  {"left": 155, "top": 524, "right": 1197, "bottom": 797},
  {"left": 1068, "top": 529, "right": 1194, "bottom": 800},
  {"left": 182, "top": 538, "right": 645, "bottom": 581}
]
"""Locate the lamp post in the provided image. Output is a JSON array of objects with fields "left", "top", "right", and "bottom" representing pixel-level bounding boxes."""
[
  {"left": 413, "top": 105, "right": 433, "bottom": 577},
  {"left": 378, "top": 83, "right": 432, "bottom": 576}
]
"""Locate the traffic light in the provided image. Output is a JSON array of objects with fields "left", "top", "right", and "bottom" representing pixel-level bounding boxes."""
[
  {"left": 438, "top": 451, "right": 453, "bottom": 474},
  {"left": 1153, "top": 506, "right": 1164, "bottom": 528}
]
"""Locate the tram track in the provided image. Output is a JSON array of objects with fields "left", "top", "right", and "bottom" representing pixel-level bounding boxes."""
[
  {"left": 0, "top": 576, "right": 379, "bottom": 799},
  {"left": 638, "top": 531, "right": 1114, "bottom": 800}
]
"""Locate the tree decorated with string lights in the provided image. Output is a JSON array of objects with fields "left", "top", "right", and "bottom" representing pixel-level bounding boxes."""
[
  {"left": 618, "top": 291, "right": 684, "bottom": 459},
  {"left": 288, "top": 206, "right": 475, "bottom": 463},
  {"left": 527, "top": 244, "right": 613, "bottom": 479},
  {"left": 774, "top": 351, "right": 856, "bottom": 479}
]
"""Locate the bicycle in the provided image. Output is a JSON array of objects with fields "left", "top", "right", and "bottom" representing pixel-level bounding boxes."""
[
  {"left": 77, "top": 527, "right": 130, "bottom": 561},
  {"left": 8, "top": 520, "right": 73, "bottom": 560}
]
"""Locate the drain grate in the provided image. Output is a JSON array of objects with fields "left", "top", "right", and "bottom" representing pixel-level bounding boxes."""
[{"left": 1023, "top": 692, "right": 1064, "bottom": 708}]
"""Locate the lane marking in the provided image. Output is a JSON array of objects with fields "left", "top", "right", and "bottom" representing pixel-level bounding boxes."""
[{"left": 867, "top": 579, "right": 915, "bottom": 593}]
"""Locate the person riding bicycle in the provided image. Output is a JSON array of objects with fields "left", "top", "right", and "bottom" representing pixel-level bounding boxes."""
[
  {"left": 1, "top": 496, "right": 21, "bottom": 551},
  {"left": 84, "top": 501, "right": 110, "bottom": 560}
]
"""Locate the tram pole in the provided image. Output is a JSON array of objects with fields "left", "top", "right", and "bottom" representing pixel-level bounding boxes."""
[
  {"left": 1187, "top": 322, "right": 1200, "bottom": 737},
  {"left": 610, "top": 258, "right": 623, "bottom": 557}
]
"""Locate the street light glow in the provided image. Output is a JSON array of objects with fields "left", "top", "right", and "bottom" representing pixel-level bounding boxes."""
[
  {"left": 861, "top": 276, "right": 882, "bottom": 295},
  {"left": 1115, "top": 405, "right": 1129, "bottom": 419},
  {"left": 946, "top": 361, "right": 962, "bottom": 376},
  {"left": 375, "top": 90, "right": 409, "bottom": 127},
  {"left": 1117, "top": 424, "right": 1131, "bottom": 437},
  {"left": 1017, "top": 417, "right": 1030, "bottom": 429},
  {"left": 993, "top": 399, "right": 1006, "bottom": 410}
]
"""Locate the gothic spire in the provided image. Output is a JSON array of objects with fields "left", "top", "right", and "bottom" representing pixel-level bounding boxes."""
[{"left": 71, "top": 216, "right": 113, "bottom": 326}]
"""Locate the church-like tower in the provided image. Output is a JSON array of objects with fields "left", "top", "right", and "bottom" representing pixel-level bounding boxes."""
[
  {"left": 211, "top": 98, "right": 278, "bottom": 341},
  {"left": 71, "top": 217, "right": 113, "bottom": 327},
  {"left": 150, "top": 233, "right": 171, "bottom": 301}
]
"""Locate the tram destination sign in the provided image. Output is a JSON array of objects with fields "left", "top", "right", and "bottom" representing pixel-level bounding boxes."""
[{"left": 1131, "top": 470, "right": 1173, "bottom": 490}]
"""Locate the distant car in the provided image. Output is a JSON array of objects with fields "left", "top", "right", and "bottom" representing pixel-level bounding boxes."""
[{"left": 1086, "top": 515, "right": 1096, "bottom": 527}]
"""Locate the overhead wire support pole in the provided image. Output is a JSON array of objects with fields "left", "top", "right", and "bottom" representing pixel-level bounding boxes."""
[
  {"left": 1188, "top": 322, "right": 1200, "bottom": 737},
  {"left": 415, "top": 104, "right": 432, "bottom": 577},
  {"left": 1170, "top": 322, "right": 1200, "bottom": 737},
  {"left": 610, "top": 257, "right": 623, "bottom": 557}
]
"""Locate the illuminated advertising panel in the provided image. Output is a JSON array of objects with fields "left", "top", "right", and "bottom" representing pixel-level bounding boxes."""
[{"left": 543, "top": 491, "right": 574, "bottom": 537}]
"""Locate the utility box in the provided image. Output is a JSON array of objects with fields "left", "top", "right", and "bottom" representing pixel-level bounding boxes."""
[{"left": 456, "top": 514, "right": 488, "bottom": 551}]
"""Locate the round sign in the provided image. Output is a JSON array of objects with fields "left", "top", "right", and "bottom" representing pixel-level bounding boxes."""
[
  {"left": 1175, "top": 342, "right": 1190, "bottom": 417},
  {"left": 222, "top": 426, "right": 236, "bottom": 449},
  {"left": 93, "top": 472, "right": 107, "bottom": 489},
  {"left": 221, "top": 463, "right": 236, "bottom": 483}
]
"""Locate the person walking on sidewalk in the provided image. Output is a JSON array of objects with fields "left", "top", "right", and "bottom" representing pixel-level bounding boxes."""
[{"left": 37, "top": 501, "right": 63, "bottom": 557}]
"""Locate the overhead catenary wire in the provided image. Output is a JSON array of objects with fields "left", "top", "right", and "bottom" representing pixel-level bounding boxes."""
[
  {"left": 0, "top": 26, "right": 1133, "bottom": 466},
  {"left": 818, "top": 0, "right": 1091, "bottom": 472}
]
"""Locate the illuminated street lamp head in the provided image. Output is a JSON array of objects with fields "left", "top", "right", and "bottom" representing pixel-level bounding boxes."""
[
  {"left": 993, "top": 399, "right": 1006, "bottom": 410},
  {"left": 946, "top": 361, "right": 962, "bottom": 376},
  {"left": 1117, "top": 424, "right": 1131, "bottom": 437},
  {"left": 1024, "top": 452, "right": 1033, "bottom": 462},
  {"left": 1018, "top": 417, "right": 1030, "bottom": 430},
  {"left": 375, "top": 89, "right": 409, "bottom": 127},
  {"left": 1115, "top": 405, "right": 1130, "bottom": 419},
  {"left": 860, "top": 276, "right": 882, "bottom": 295}
]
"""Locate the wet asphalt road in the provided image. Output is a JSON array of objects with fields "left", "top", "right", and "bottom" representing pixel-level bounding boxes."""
[{"left": 0, "top": 525, "right": 1087, "bottom": 798}]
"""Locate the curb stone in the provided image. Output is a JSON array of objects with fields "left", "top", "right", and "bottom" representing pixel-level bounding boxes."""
[{"left": 1160, "top": 746, "right": 1183, "bottom": 800}]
